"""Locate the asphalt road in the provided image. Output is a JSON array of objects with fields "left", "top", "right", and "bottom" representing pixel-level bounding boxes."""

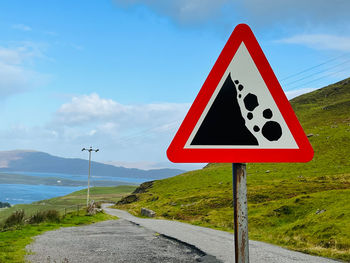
[
  {"left": 26, "top": 204, "right": 339, "bottom": 263},
  {"left": 26, "top": 219, "right": 220, "bottom": 263},
  {"left": 103, "top": 204, "right": 339, "bottom": 263}
]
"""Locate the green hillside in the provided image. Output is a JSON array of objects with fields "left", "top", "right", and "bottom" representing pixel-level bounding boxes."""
[
  {"left": 0, "top": 185, "right": 136, "bottom": 223},
  {"left": 115, "top": 78, "right": 350, "bottom": 261}
]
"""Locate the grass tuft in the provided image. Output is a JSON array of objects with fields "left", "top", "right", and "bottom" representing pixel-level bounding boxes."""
[
  {"left": 3, "top": 210, "right": 24, "bottom": 229},
  {"left": 28, "top": 210, "right": 60, "bottom": 224}
]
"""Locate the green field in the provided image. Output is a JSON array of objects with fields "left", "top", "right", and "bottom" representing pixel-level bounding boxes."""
[
  {"left": 115, "top": 79, "right": 350, "bottom": 261},
  {"left": 0, "top": 185, "right": 137, "bottom": 223}
]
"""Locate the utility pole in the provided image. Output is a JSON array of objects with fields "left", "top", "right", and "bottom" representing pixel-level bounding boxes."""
[{"left": 82, "top": 146, "right": 99, "bottom": 207}]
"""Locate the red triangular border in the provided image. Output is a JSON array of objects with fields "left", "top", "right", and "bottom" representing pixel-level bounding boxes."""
[{"left": 167, "top": 24, "right": 314, "bottom": 163}]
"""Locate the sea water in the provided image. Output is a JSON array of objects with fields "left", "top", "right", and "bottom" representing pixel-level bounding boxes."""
[
  {"left": 0, "top": 184, "right": 84, "bottom": 205},
  {"left": 2, "top": 171, "right": 155, "bottom": 184},
  {"left": 0, "top": 172, "right": 154, "bottom": 205}
]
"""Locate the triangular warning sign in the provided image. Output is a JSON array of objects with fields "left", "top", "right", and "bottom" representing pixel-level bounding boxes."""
[{"left": 167, "top": 24, "right": 314, "bottom": 163}]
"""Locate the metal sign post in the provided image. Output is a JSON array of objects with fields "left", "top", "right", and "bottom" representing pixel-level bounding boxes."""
[
  {"left": 233, "top": 163, "right": 249, "bottom": 263},
  {"left": 166, "top": 23, "right": 313, "bottom": 263}
]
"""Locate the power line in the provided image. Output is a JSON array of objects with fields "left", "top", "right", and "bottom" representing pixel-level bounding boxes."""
[
  {"left": 284, "top": 59, "right": 350, "bottom": 87},
  {"left": 115, "top": 68, "right": 350, "bottom": 143},
  {"left": 109, "top": 56, "right": 350, "bottom": 143},
  {"left": 113, "top": 119, "right": 181, "bottom": 144},
  {"left": 280, "top": 54, "right": 348, "bottom": 81},
  {"left": 285, "top": 66, "right": 350, "bottom": 90}
]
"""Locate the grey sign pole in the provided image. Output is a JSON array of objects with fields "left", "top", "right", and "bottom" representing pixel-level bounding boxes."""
[{"left": 232, "top": 163, "right": 249, "bottom": 263}]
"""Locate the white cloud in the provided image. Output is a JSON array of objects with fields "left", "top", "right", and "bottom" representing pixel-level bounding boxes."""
[
  {"left": 48, "top": 93, "right": 190, "bottom": 162},
  {"left": 0, "top": 47, "right": 23, "bottom": 64},
  {"left": 55, "top": 93, "right": 126, "bottom": 124},
  {"left": 1, "top": 94, "right": 190, "bottom": 167},
  {"left": 277, "top": 34, "right": 350, "bottom": 51},
  {"left": 0, "top": 44, "right": 49, "bottom": 98},
  {"left": 88, "top": 129, "right": 97, "bottom": 136},
  {"left": 242, "top": 0, "right": 350, "bottom": 28},
  {"left": 115, "top": 0, "right": 350, "bottom": 29},
  {"left": 114, "top": 0, "right": 230, "bottom": 24},
  {"left": 285, "top": 87, "right": 317, "bottom": 100},
  {"left": 12, "top": 24, "right": 32, "bottom": 31},
  {"left": 0, "top": 62, "right": 36, "bottom": 96},
  {"left": 54, "top": 93, "right": 189, "bottom": 128},
  {"left": 105, "top": 160, "right": 203, "bottom": 171},
  {"left": 105, "top": 160, "right": 168, "bottom": 170},
  {"left": 44, "top": 31, "right": 58, "bottom": 36}
]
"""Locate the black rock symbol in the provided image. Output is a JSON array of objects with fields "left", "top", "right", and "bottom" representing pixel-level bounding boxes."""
[
  {"left": 262, "top": 121, "right": 282, "bottom": 141},
  {"left": 191, "top": 74, "right": 258, "bottom": 146},
  {"left": 243, "top": 93, "right": 259, "bottom": 111},
  {"left": 233, "top": 80, "right": 282, "bottom": 142}
]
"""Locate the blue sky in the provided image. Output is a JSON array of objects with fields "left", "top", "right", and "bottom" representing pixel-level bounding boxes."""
[{"left": 0, "top": 0, "right": 350, "bottom": 170}]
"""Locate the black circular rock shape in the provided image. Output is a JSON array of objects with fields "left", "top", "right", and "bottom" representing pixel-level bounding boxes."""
[
  {"left": 238, "top": 84, "right": 244, "bottom": 91},
  {"left": 247, "top": 112, "right": 253, "bottom": 120},
  {"left": 262, "top": 121, "right": 282, "bottom": 141},
  {"left": 238, "top": 94, "right": 242, "bottom": 98},
  {"left": 243, "top": 93, "right": 259, "bottom": 111},
  {"left": 263, "top": 109, "right": 273, "bottom": 119},
  {"left": 253, "top": 125, "right": 260, "bottom": 132},
  {"left": 234, "top": 80, "right": 239, "bottom": 84}
]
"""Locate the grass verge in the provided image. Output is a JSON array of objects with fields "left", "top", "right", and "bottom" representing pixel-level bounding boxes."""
[
  {"left": 0, "top": 185, "right": 137, "bottom": 223},
  {"left": 0, "top": 210, "right": 116, "bottom": 263}
]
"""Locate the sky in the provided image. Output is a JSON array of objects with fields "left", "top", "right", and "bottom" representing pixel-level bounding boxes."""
[{"left": 0, "top": 0, "right": 350, "bottom": 170}]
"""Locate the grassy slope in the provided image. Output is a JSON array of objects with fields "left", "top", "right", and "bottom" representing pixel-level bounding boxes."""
[
  {"left": 116, "top": 79, "right": 350, "bottom": 261},
  {"left": 0, "top": 185, "right": 137, "bottom": 223}
]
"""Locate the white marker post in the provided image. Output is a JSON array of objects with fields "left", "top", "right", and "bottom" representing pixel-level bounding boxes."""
[{"left": 233, "top": 163, "right": 249, "bottom": 263}]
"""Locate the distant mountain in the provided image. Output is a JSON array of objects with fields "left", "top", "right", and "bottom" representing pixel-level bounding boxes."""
[{"left": 0, "top": 150, "right": 185, "bottom": 180}]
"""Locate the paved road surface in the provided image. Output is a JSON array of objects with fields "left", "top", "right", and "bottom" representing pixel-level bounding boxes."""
[
  {"left": 26, "top": 204, "right": 340, "bottom": 263},
  {"left": 103, "top": 204, "right": 339, "bottom": 263},
  {"left": 26, "top": 219, "right": 220, "bottom": 263}
]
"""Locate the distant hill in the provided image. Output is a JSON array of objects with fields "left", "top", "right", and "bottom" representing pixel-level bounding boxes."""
[
  {"left": 115, "top": 78, "right": 350, "bottom": 261},
  {"left": 0, "top": 151, "right": 185, "bottom": 180}
]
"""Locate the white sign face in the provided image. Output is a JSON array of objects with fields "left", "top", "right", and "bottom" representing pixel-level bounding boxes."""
[{"left": 185, "top": 43, "right": 298, "bottom": 149}]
